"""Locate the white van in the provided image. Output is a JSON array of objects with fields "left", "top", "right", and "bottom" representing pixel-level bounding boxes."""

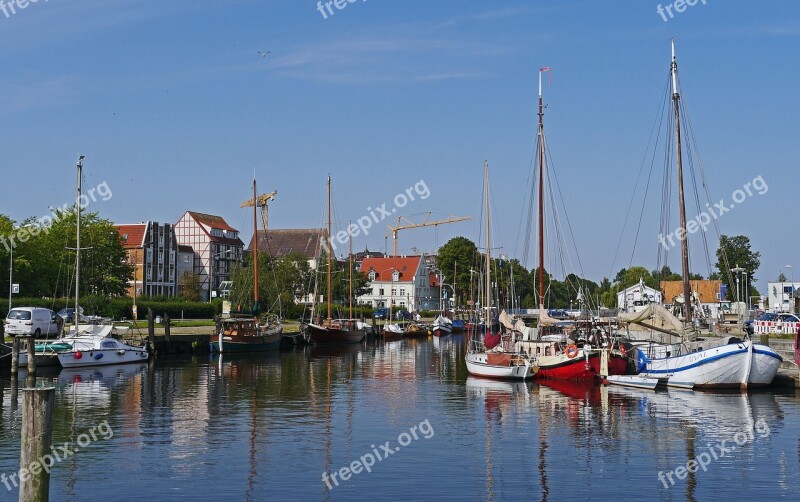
[{"left": 5, "top": 307, "right": 62, "bottom": 337}]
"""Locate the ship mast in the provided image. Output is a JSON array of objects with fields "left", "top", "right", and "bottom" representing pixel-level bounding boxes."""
[
  {"left": 74, "top": 156, "right": 84, "bottom": 335},
  {"left": 537, "top": 67, "right": 549, "bottom": 310},
  {"left": 349, "top": 219, "right": 353, "bottom": 320},
  {"left": 484, "top": 161, "right": 491, "bottom": 329},
  {"left": 671, "top": 40, "right": 692, "bottom": 324},
  {"left": 326, "top": 176, "right": 332, "bottom": 327},
  {"left": 253, "top": 178, "right": 259, "bottom": 315}
]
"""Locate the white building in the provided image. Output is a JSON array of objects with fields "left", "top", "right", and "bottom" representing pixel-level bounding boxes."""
[
  {"left": 616, "top": 279, "right": 663, "bottom": 313},
  {"left": 766, "top": 281, "right": 800, "bottom": 312},
  {"left": 357, "top": 255, "right": 440, "bottom": 312}
]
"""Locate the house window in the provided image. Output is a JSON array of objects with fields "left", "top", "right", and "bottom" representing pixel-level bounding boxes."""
[
  {"left": 379, "top": 288, "right": 384, "bottom": 296},
  {"left": 391, "top": 288, "right": 397, "bottom": 296},
  {"left": 369, "top": 271, "right": 376, "bottom": 281},
  {"left": 392, "top": 271, "right": 399, "bottom": 282},
  {"left": 399, "top": 288, "right": 405, "bottom": 296}
]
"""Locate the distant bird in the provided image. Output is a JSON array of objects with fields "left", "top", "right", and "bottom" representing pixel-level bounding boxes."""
[{"left": 257, "top": 51, "right": 271, "bottom": 58}]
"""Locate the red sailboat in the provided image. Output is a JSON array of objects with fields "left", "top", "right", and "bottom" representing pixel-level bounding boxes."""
[{"left": 517, "top": 67, "right": 629, "bottom": 380}]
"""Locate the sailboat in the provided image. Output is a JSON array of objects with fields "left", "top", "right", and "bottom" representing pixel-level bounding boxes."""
[
  {"left": 211, "top": 178, "right": 282, "bottom": 353},
  {"left": 619, "top": 41, "right": 782, "bottom": 389},
  {"left": 304, "top": 176, "right": 367, "bottom": 345},
  {"left": 513, "top": 67, "right": 628, "bottom": 380},
  {"left": 58, "top": 156, "right": 149, "bottom": 368},
  {"left": 465, "top": 162, "right": 537, "bottom": 380}
]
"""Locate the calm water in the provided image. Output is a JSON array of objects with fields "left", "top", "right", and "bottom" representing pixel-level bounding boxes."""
[{"left": 1, "top": 335, "right": 799, "bottom": 501}]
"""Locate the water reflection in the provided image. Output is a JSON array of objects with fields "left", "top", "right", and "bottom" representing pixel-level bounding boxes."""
[{"left": 0, "top": 339, "right": 797, "bottom": 500}]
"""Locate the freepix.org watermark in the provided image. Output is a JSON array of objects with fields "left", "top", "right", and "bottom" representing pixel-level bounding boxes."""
[
  {"left": 0, "top": 180, "right": 113, "bottom": 253},
  {"left": 658, "top": 175, "right": 767, "bottom": 251},
  {"left": 316, "top": 0, "right": 367, "bottom": 20},
  {"left": 657, "top": 0, "right": 707, "bottom": 22},
  {"left": 320, "top": 179, "right": 430, "bottom": 253},
  {"left": 322, "top": 418, "right": 434, "bottom": 489},
  {"left": 1, "top": 420, "right": 114, "bottom": 492},
  {"left": 0, "top": 0, "right": 49, "bottom": 20},
  {"left": 658, "top": 418, "right": 770, "bottom": 489}
]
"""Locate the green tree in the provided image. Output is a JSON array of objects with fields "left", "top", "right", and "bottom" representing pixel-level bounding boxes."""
[
  {"left": 179, "top": 271, "right": 202, "bottom": 301},
  {"left": 715, "top": 235, "right": 761, "bottom": 300},
  {"left": 436, "top": 237, "right": 479, "bottom": 307}
]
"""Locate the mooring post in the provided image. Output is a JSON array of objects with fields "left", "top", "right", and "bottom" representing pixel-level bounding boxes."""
[
  {"left": 26, "top": 336, "right": 36, "bottom": 377},
  {"left": 11, "top": 336, "right": 20, "bottom": 375},
  {"left": 19, "top": 386, "right": 55, "bottom": 502},
  {"left": 164, "top": 313, "right": 171, "bottom": 352},
  {"left": 147, "top": 308, "right": 155, "bottom": 355}
]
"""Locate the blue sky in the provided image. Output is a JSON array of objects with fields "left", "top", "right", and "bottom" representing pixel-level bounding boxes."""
[{"left": 1, "top": 0, "right": 797, "bottom": 291}]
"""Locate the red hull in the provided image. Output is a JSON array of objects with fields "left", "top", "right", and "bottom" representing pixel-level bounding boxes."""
[{"left": 535, "top": 353, "right": 628, "bottom": 381}]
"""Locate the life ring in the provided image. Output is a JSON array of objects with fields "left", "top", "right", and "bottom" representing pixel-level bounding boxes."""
[
  {"left": 619, "top": 344, "right": 628, "bottom": 357},
  {"left": 565, "top": 344, "right": 578, "bottom": 359}
]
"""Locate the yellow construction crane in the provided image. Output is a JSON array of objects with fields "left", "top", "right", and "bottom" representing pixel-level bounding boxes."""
[
  {"left": 386, "top": 213, "right": 471, "bottom": 257},
  {"left": 241, "top": 190, "right": 277, "bottom": 234}
]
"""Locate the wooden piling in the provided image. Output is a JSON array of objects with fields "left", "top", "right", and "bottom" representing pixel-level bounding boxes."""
[
  {"left": 19, "top": 386, "right": 55, "bottom": 502},
  {"left": 11, "top": 336, "right": 20, "bottom": 375},
  {"left": 26, "top": 336, "right": 36, "bottom": 377},
  {"left": 164, "top": 313, "right": 171, "bottom": 351},
  {"left": 147, "top": 308, "right": 155, "bottom": 355}
]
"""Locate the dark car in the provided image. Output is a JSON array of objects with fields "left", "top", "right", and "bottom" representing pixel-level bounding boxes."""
[
  {"left": 395, "top": 310, "right": 412, "bottom": 321},
  {"left": 744, "top": 312, "right": 779, "bottom": 335},
  {"left": 373, "top": 307, "right": 390, "bottom": 320},
  {"left": 57, "top": 308, "right": 77, "bottom": 323}
]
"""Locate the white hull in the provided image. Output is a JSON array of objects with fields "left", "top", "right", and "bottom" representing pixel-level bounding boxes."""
[
  {"left": 59, "top": 347, "right": 149, "bottom": 368},
  {"left": 606, "top": 375, "right": 658, "bottom": 390},
  {"left": 748, "top": 343, "right": 783, "bottom": 386},
  {"left": 465, "top": 352, "right": 535, "bottom": 380},
  {"left": 639, "top": 341, "right": 761, "bottom": 388}
]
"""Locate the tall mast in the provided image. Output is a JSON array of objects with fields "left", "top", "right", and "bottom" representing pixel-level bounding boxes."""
[
  {"left": 484, "top": 161, "right": 491, "bottom": 328},
  {"left": 537, "top": 67, "right": 548, "bottom": 309},
  {"left": 253, "top": 178, "right": 259, "bottom": 314},
  {"left": 349, "top": 219, "right": 353, "bottom": 319},
  {"left": 326, "top": 176, "right": 332, "bottom": 326},
  {"left": 671, "top": 40, "right": 692, "bottom": 323},
  {"left": 74, "top": 155, "right": 84, "bottom": 334}
]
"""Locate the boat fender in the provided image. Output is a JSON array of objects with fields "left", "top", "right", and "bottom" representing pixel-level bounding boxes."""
[
  {"left": 94, "top": 353, "right": 104, "bottom": 360},
  {"left": 118, "top": 350, "right": 126, "bottom": 355},
  {"left": 74, "top": 351, "right": 83, "bottom": 359},
  {"left": 566, "top": 345, "right": 578, "bottom": 359},
  {"left": 619, "top": 344, "right": 627, "bottom": 357}
]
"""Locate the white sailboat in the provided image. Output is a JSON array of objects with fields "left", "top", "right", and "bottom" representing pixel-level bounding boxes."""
[
  {"left": 57, "top": 156, "right": 149, "bottom": 368},
  {"left": 620, "top": 42, "right": 781, "bottom": 389},
  {"left": 465, "top": 162, "right": 537, "bottom": 380}
]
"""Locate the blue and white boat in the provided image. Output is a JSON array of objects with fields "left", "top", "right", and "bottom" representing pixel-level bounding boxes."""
[{"left": 634, "top": 337, "right": 782, "bottom": 389}]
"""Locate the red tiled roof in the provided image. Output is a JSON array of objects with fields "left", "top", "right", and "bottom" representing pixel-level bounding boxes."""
[
  {"left": 360, "top": 256, "right": 422, "bottom": 281},
  {"left": 186, "top": 211, "right": 238, "bottom": 232},
  {"left": 116, "top": 224, "right": 147, "bottom": 249}
]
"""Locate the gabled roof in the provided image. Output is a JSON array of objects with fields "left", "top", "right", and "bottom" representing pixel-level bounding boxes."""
[
  {"left": 185, "top": 211, "right": 238, "bottom": 232},
  {"left": 178, "top": 244, "right": 194, "bottom": 253},
  {"left": 360, "top": 256, "right": 423, "bottom": 282},
  {"left": 248, "top": 229, "right": 327, "bottom": 259},
  {"left": 115, "top": 224, "right": 147, "bottom": 249}
]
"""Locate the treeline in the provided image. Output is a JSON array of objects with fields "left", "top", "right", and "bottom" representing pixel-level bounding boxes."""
[
  {"left": 1, "top": 211, "right": 132, "bottom": 299},
  {"left": 436, "top": 234, "right": 761, "bottom": 309}
]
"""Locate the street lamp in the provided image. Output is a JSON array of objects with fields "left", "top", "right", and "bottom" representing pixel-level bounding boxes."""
[
  {"left": 209, "top": 249, "right": 233, "bottom": 302},
  {"left": 7, "top": 241, "right": 12, "bottom": 313},
  {"left": 786, "top": 264, "right": 793, "bottom": 313},
  {"left": 731, "top": 265, "right": 745, "bottom": 328}
]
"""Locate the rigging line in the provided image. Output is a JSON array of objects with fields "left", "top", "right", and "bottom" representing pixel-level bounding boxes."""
[
  {"left": 542, "top": 130, "right": 587, "bottom": 282},
  {"left": 681, "top": 86, "right": 731, "bottom": 284},
  {"left": 680, "top": 97, "right": 711, "bottom": 278},
  {"left": 624, "top": 74, "right": 673, "bottom": 272},
  {"left": 608, "top": 74, "right": 672, "bottom": 279}
]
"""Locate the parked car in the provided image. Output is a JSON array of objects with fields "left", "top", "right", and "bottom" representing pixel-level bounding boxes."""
[
  {"left": 5, "top": 307, "right": 62, "bottom": 337},
  {"left": 744, "top": 312, "right": 798, "bottom": 335},
  {"left": 373, "top": 307, "right": 390, "bottom": 320},
  {"left": 57, "top": 307, "right": 81, "bottom": 323},
  {"left": 395, "top": 310, "right": 412, "bottom": 321}
]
